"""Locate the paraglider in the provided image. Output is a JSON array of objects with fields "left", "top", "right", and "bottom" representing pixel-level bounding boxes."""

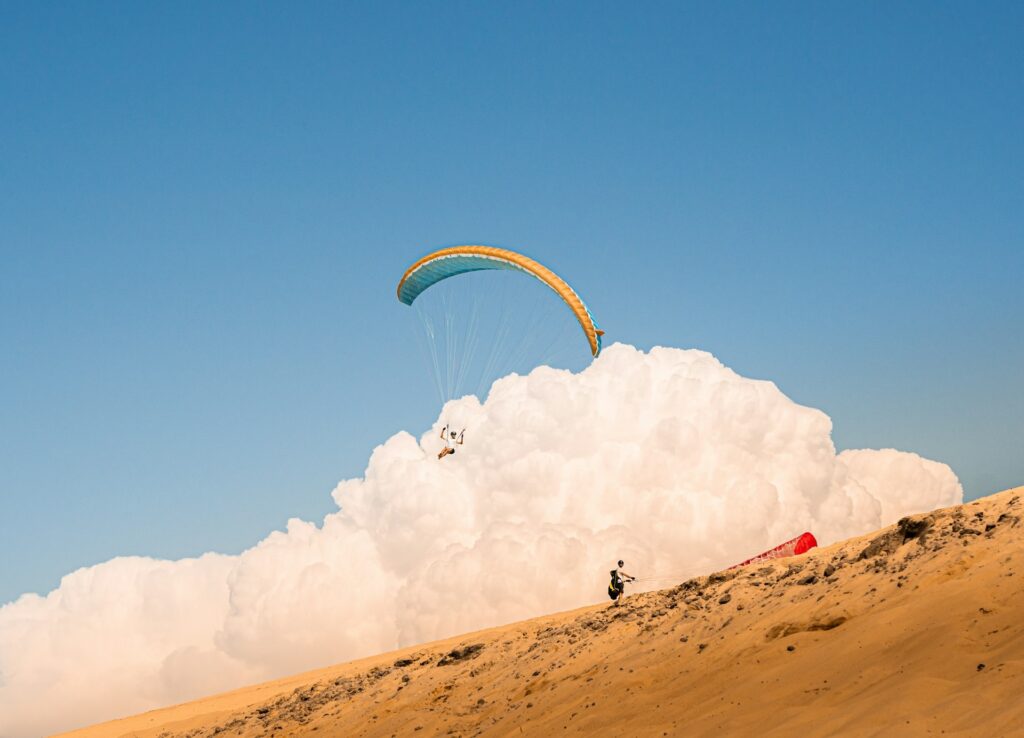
[
  {"left": 438, "top": 424, "right": 464, "bottom": 460},
  {"left": 608, "top": 559, "right": 636, "bottom": 605},
  {"left": 399, "top": 245, "right": 603, "bottom": 453}
]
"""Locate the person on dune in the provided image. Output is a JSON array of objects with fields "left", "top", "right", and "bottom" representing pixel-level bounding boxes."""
[
  {"left": 438, "top": 424, "right": 465, "bottom": 460},
  {"left": 608, "top": 560, "right": 635, "bottom": 605}
]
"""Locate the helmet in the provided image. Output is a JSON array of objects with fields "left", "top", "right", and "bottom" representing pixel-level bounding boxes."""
[{"left": 617, "top": 560, "right": 624, "bottom": 567}]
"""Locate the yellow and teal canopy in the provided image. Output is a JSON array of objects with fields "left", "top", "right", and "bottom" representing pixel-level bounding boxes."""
[{"left": 397, "top": 245, "right": 603, "bottom": 357}]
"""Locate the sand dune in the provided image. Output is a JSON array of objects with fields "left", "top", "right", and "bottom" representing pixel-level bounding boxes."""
[{"left": 59, "top": 486, "right": 1024, "bottom": 738}]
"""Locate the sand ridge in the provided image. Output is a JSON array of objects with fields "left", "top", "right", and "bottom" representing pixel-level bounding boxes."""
[{"left": 58, "top": 487, "right": 1024, "bottom": 738}]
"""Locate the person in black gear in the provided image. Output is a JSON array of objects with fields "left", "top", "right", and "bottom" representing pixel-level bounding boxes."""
[{"left": 608, "top": 559, "right": 635, "bottom": 605}]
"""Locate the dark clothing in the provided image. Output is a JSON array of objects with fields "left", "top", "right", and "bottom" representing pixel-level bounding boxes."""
[{"left": 608, "top": 570, "right": 624, "bottom": 600}]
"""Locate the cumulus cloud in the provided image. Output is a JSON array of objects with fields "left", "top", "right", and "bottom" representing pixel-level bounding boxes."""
[{"left": 0, "top": 344, "right": 961, "bottom": 737}]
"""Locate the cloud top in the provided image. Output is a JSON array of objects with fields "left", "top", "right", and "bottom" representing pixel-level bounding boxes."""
[{"left": 0, "top": 344, "right": 961, "bottom": 737}]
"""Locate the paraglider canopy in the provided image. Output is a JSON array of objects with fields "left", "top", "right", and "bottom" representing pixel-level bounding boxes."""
[
  {"left": 729, "top": 532, "right": 818, "bottom": 569},
  {"left": 397, "top": 245, "right": 603, "bottom": 357}
]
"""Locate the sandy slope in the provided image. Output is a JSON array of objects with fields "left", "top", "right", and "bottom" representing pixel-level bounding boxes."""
[{"left": 59, "top": 487, "right": 1024, "bottom": 738}]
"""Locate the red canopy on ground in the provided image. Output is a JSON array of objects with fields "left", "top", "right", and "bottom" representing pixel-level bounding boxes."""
[{"left": 729, "top": 532, "right": 818, "bottom": 569}]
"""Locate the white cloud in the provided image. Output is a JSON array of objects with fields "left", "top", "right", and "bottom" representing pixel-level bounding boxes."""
[{"left": 0, "top": 344, "right": 961, "bottom": 737}]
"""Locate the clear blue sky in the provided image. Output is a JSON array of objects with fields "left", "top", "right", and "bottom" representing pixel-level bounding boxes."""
[{"left": 2, "top": 2, "right": 1021, "bottom": 604}]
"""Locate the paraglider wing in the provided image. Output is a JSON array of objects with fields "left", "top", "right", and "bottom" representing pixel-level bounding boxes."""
[
  {"left": 791, "top": 532, "right": 818, "bottom": 556},
  {"left": 397, "top": 245, "right": 603, "bottom": 357},
  {"left": 728, "top": 532, "right": 818, "bottom": 569}
]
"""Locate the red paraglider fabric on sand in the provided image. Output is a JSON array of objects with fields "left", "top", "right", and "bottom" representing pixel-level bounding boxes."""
[{"left": 729, "top": 532, "right": 818, "bottom": 569}]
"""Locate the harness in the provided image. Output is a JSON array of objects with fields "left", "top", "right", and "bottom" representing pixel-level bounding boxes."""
[{"left": 608, "top": 569, "right": 624, "bottom": 599}]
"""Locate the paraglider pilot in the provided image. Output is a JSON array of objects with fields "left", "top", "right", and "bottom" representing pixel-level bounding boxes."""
[
  {"left": 438, "top": 424, "right": 465, "bottom": 460},
  {"left": 608, "top": 560, "right": 635, "bottom": 606}
]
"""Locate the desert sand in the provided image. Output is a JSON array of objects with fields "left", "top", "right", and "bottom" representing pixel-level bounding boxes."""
[{"left": 59, "top": 486, "right": 1024, "bottom": 738}]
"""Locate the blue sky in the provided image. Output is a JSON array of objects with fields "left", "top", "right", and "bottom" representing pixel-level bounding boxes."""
[{"left": 1, "top": 2, "right": 1021, "bottom": 604}]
